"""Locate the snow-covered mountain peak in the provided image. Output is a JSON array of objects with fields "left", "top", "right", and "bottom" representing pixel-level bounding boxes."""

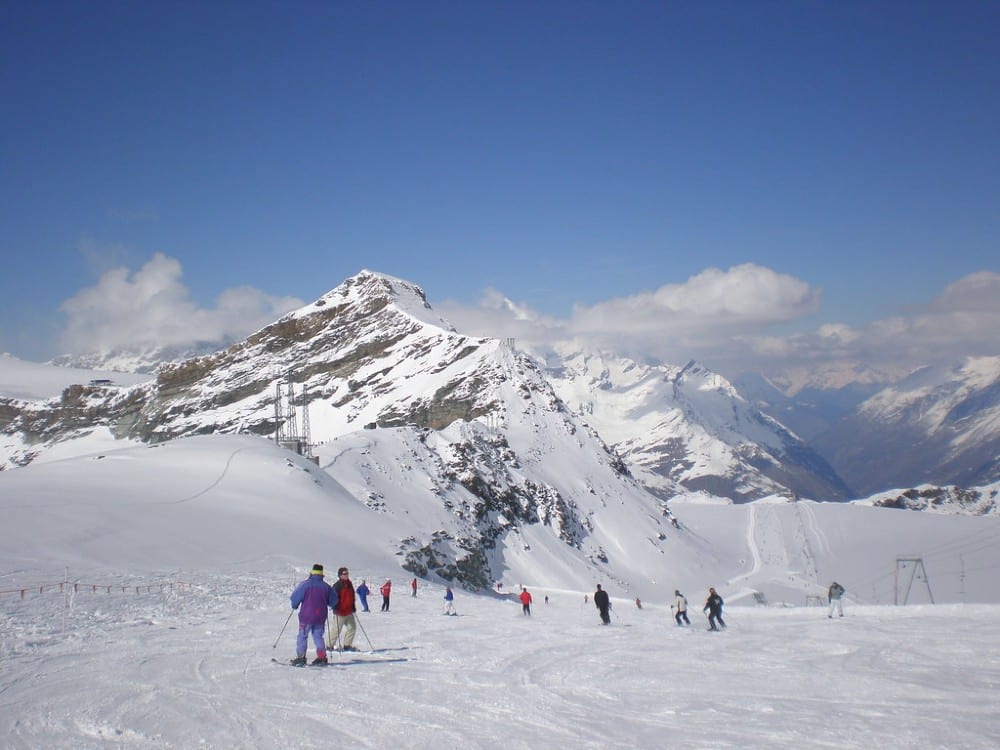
[
  {"left": 673, "top": 359, "right": 742, "bottom": 398},
  {"left": 545, "top": 350, "right": 851, "bottom": 502},
  {"left": 859, "top": 355, "right": 1000, "bottom": 431},
  {"left": 288, "top": 269, "right": 456, "bottom": 333}
]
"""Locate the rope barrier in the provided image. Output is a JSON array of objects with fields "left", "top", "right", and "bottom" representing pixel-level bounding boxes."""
[{"left": 0, "top": 579, "right": 190, "bottom": 600}]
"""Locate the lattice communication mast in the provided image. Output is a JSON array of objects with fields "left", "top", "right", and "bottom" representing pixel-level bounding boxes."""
[{"left": 274, "top": 381, "right": 314, "bottom": 460}]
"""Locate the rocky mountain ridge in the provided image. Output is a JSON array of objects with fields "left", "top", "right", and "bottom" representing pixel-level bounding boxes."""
[{"left": 861, "top": 482, "right": 1000, "bottom": 515}]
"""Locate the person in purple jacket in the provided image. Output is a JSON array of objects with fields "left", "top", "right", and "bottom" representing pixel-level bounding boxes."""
[{"left": 289, "top": 563, "right": 337, "bottom": 666}]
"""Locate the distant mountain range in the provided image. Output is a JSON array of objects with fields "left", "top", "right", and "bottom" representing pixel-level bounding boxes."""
[
  {"left": 545, "top": 351, "right": 851, "bottom": 501},
  {"left": 811, "top": 357, "right": 1000, "bottom": 495},
  {"left": 5, "top": 271, "right": 999, "bottom": 508},
  {"left": 49, "top": 342, "right": 230, "bottom": 374}
]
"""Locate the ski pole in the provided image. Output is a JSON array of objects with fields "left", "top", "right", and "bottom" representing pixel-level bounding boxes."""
[
  {"left": 273, "top": 609, "right": 295, "bottom": 649},
  {"left": 356, "top": 614, "right": 375, "bottom": 651}
]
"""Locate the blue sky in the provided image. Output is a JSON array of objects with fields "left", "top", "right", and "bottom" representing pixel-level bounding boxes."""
[{"left": 2, "top": 1, "right": 998, "bottom": 377}]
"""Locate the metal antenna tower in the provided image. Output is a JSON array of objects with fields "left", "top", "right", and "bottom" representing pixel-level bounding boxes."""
[
  {"left": 300, "top": 383, "right": 313, "bottom": 459},
  {"left": 894, "top": 557, "right": 934, "bottom": 605},
  {"left": 274, "top": 383, "right": 285, "bottom": 445},
  {"left": 284, "top": 383, "right": 299, "bottom": 441},
  {"left": 273, "top": 381, "right": 316, "bottom": 461}
]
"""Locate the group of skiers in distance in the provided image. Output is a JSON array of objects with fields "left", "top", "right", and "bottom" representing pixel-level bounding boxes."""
[
  {"left": 516, "top": 581, "right": 729, "bottom": 631},
  {"left": 288, "top": 564, "right": 847, "bottom": 664}
]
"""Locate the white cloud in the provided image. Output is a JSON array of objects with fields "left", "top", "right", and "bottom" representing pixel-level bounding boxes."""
[
  {"left": 58, "top": 253, "right": 303, "bottom": 354},
  {"left": 444, "top": 264, "right": 823, "bottom": 365},
  {"left": 565, "top": 264, "right": 821, "bottom": 358},
  {"left": 55, "top": 255, "right": 999, "bottom": 381},
  {"left": 443, "top": 266, "right": 1000, "bottom": 378},
  {"left": 731, "top": 272, "right": 1000, "bottom": 377},
  {"left": 929, "top": 271, "right": 1000, "bottom": 313}
]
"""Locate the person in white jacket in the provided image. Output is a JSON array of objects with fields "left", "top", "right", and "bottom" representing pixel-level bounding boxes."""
[
  {"left": 828, "top": 581, "right": 846, "bottom": 618},
  {"left": 672, "top": 589, "right": 690, "bottom": 625}
]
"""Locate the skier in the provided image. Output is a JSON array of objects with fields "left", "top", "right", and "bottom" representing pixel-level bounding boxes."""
[
  {"left": 380, "top": 579, "right": 392, "bottom": 612},
  {"left": 289, "top": 563, "right": 336, "bottom": 665},
  {"left": 519, "top": 586, "right": 533, "bottom": 616},
  {"left": 411, "top": 577, "right": 418, "bottom": 597},
  {"left": 672, "top": 589, "right": 690, "bottom": 626},
  {"left": 828, "top": 581, "right": 846, "bottom": 618},
  {"left": 356, "top": 579, "right": 371, "bottom": 612},
  {"left": 330, "top": 566, "right": 358, "bottom": 651},
  {"left": 594, "top": 584, "right": 611, "bottom": 625},
  {"left": 703, "top": 587, "right": 726, "bottom": 631},
  {"left": 443, "top": 586, "right": 456, "bottom": 615}
]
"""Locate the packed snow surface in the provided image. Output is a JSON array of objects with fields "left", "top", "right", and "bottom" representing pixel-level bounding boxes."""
[
  {"left": 2, "top": 578, "right": 998, "bottom": 749},
  {"left": 2, "top": 434, "right": 999, "bottom": 748}
]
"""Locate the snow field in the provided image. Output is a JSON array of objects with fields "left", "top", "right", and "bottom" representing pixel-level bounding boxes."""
[{"left": 3, "top": 574, "right": 999, "bottom": 749}]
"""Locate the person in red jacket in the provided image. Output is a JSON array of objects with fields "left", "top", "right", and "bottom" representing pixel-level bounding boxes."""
[
  {"left": 330, "top": 566, "right": 358, "bottom": 651},
  {"left": 380, "top": 579, "right": 392, "bottom": 612},
  {"left": 411, "top": 577, "right": 418, "bottom": 597},
  {"left": 519, "top": 586, "right": 533, "bottom": 616}
]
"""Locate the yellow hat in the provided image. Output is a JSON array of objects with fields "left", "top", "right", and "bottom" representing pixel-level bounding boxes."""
[{"left": 310, "top": 564, "right": 324, "bottom": 576}]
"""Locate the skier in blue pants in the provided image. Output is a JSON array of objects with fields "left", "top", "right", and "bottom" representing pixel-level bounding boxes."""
[{"left": 289, "top": 563, "right": 337, "bottom": 665}]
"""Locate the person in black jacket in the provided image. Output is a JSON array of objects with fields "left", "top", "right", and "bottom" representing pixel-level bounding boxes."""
[
  {"left": 594, "top": 584, "right": 611, "bottom": 625},
  {"left": 828, "top": 581, "right": 846, "bottom": 618},
  {"left": 703, "top": 587, "right": 726, "bottom": 631}
]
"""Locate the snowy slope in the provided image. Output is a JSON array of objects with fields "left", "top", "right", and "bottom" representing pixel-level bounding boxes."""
[
  {"left": 2, "top": 433, "right": 1000, "bottom": 749},
  {"left": 3, "top": 434, "right": 998, "bottom": 606}
]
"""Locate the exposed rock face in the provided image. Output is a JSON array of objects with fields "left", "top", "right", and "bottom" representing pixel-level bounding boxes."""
[{"left": 866, "top": 483, "right": 1000, "bottom": 515}]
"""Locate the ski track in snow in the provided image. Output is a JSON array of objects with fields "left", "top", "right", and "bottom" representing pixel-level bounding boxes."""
[
  {"left": 799, "top": 501, "right": 831, "bottom": 557},
  {"left": 726, "top": 503, "right": 763, "bottom": 590},
  {"left": 5, "top": 573, "right": 998, "bottom": 749}
]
